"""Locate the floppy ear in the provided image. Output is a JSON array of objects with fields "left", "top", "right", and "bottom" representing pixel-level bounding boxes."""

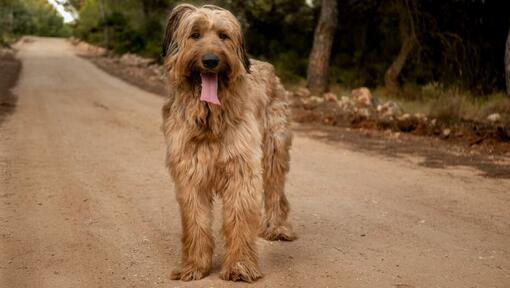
[
  {"left": 238, "top": 34, "right": 251, "bottom": 73},
  {"left": 162, "top": 4, "right": 196, "bottom": 57}
]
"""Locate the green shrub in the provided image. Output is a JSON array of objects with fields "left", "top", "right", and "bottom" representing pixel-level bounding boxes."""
[
  {"left": 428, "top": 95, "right": 466, "bottom": 123},
  {"left": 272, "top": 51, "right": 307, "bottom": 83}
]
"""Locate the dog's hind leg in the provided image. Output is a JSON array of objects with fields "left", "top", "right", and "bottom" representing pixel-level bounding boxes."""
[
  {"left": 260, "top": 95, "right": 297, "bottom": 241},
  {"left": 171, "top": 184, "right": 214, "bottom": 281}
]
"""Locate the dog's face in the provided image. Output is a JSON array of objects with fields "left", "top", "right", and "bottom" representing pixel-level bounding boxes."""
[{"left": 163, "top": 4, "right": 250, "bottom": 101}]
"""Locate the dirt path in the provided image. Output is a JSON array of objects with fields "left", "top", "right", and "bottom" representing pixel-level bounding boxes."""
[{"left": 1, "top": 37, "right": 509, "bottom": 288}]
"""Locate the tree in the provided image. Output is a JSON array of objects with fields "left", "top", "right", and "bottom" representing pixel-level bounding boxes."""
[
  {"left": 306, "top": 0, "right": 337, "bottom": 95},
  {"left": 506, "top": 25, "right": 510, "bottom": 96},
  {"left": 97, "top": 0, "right": 109, "bottom": 48},
  {"left": 384, "top": 0, "right": 418, "bottom": 93},
  {"left": 1, "top": 0, "right": 70, "bottom": 41}
]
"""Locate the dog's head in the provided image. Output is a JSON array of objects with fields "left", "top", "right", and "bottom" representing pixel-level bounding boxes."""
[{"left": 162, "top": 4, "right": 250, "bottom": 105}]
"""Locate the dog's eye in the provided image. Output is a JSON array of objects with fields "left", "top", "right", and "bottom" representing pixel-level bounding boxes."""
[
  {"left": 190, "top": 32, "right": 200, "bottom": 40},
  {"left": 218, "top": 32, "right": 229, "bottom": 40}
]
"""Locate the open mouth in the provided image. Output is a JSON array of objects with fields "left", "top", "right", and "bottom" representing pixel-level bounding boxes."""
[{"left": 200, "top": 72, "right": 220, "bottom": 105}]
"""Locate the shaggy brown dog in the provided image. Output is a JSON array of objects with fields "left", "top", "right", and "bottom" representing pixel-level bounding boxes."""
[{"left": 161, "top": 4, "right": 296, "bottom": 282}]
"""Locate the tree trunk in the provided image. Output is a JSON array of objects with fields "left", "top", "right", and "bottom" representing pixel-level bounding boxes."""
[
  {"left": 505, "top": 25, "right": 510, "bottom": 96},
  {"left": 384, "top": 1, "right": 415, "bottom": 93},
  {"left": 306, "top": 0, "right": 338, "bottom": 95}
]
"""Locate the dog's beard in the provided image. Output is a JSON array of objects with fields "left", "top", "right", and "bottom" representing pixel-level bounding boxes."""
[{"left": 200, "top": 73, "right": 220, "bottom": 105}]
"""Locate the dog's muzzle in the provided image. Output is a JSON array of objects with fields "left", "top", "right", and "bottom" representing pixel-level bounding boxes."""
[{"left": 202, "top": 53, "right": 219, "bottom": 69}]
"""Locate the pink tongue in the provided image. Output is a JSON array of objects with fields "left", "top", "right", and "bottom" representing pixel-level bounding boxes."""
[{"left": 200, "top": 73, "right": 220, "bottom": 105}]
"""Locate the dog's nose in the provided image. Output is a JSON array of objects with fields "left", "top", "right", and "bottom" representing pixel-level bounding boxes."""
[{"left": 202, "top": 53, "right": 219, "bottom": 69}]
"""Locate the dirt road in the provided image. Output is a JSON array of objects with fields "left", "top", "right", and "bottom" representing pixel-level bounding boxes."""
[{"left": 1, "top": 37, "right": 509, "bottom": 288}]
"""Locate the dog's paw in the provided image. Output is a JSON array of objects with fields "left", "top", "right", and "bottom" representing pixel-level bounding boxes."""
[
  {"left": 260, "top": 222, "right": 297, "bottom": 241},
  {"left": 170, "top": 264, "right": 209, "bottom": 281},
  {"left": 220, "top": 261, "right": 263, "bottom": 282}
]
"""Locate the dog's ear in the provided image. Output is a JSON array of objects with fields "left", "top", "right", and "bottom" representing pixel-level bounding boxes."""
[
  {"left": 162, "top": 4, "right": 196, "bottom": 57},
  {"left": 238, "top": 35, "right": 251, "bottom": 73}
]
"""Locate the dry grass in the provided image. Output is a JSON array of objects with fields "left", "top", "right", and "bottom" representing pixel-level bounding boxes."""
[{"left": 374, "top": 83, "right": 510, "bottom": 125}]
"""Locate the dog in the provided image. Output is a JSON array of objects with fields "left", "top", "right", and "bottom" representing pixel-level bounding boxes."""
[{"left": 161, "top": 4, "right": 296, "bottom": 282}]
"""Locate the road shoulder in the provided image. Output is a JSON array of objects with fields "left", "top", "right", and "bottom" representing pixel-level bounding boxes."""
[{"left": 0, "top": 47, "right": 21, "bottom": 126}]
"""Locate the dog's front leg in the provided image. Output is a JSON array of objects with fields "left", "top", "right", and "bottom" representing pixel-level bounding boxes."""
[
  {"left": 171, "top": 184, "right": 214, "bottom": 281},
  {"left": 219, "top": 158, "right": 263, "bottom": 282}
]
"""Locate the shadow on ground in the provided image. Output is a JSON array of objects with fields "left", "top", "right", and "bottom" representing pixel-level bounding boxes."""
[
  {"left": 294, "top": 124, "right": 510, "bottom": 179},
  {"left": 0, "top": 50, "right": 21, "bottom": 126}
]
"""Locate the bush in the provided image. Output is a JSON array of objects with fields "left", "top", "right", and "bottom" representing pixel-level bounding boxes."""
[
  {"left": 420, "top": 82, "right": 445, "bottom": 100},
  {"left": 429, "top": 95, "right": 465, "bottom": 123},
  {"left": 0, "top": 0, "right": 71, "bottom": 39},
  {"left": 272, "top": 51, "right": 307, "bottom": 83}
]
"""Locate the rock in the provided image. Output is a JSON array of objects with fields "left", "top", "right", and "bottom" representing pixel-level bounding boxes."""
[
  {"left": 120, "top": 53, "right": 153, "bottom": 67},
  {"left": 302, "top": 95, "right": 324, "bottom": 109},
  {"left": 356, "top": 108, "right": 372, "bottom": 118},
  {"left": 351, "top": 87, "right": 373, "bottom": 108},
  {"left": 397, "top": 113, "right": 411, "bottom": 121},
  {"left": 74, "top": 41, "right": 106, "bottom": 56},
  {"left": 294, "top": 87, "right": 311, "bottom": 98},
  {"left": 377, "top": 101, "right": 403, "bottom": 119},
  {"left": 337, "top": 96, "right": 355, "bottom": 114},
  {"left": 337, "top": 96, "right": 353, "bottom": 106},
  {"left": 442, "top": 128, "right": 451, "bottom": 137},
  {"left": 396, "top": 113, "right": 418, "bottom": 132},
  {"left": 69, "top": 37, "right": 80, "bottom": 45},
  {"left": 309, "top": 95, "right": 324, "bottom": 103},
  {"left": 414, "top": 113, "right": 427, "bottom": 121},
  {"left": 487, "top": 113, "right": 501, "bottom": 123},
  {"left": 22, "top": 36, "right": 34, "bottom": 43},
  {"left": 323, "top": 92, "right": 337, "bottom": 102},
  {"left": 0, "top": 48, "right": 15, "bottom": 59}
]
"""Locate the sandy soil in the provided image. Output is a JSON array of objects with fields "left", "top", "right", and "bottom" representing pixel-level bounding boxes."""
[{"left": 1, "top": 37, "right": 509, "bottom": 288}]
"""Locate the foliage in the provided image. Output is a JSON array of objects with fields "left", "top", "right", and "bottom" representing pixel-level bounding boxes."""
[
  {"left": 52, "top": 0, "right": 510, "bottom": 96},
  {"left": 331, "top": 0, "right": 509, "bottom": 95},
  {"left": 71, "top": 0, "right": 173, "bottom": 59},
  {"left": 217, "top": 0, "right": 315, "bottom": 81},
  {"left": 382, "top": 84, "right": 510, "bottom": 125},
  {"left": 0, "top": 0, "right": 71, "bottom": 44}
]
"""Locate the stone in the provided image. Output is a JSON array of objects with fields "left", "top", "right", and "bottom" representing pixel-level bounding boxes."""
[
  {"left": 377, "top": 101, "right": 404, "bottom": 119},
  {"left": 396, "top": 113, "right": 418, "bottom": 132},
  {"left": 337, "top": 96, "right": 355, "bottom": 114},
  {"left": 351, "top": 87, "right": 373, "bottom": 107},
  {"left": 302, "top": 96, "right": 324, "bottom": 109},
  {"left": 309, "top": 95, "right": 324, "bottom": 103},
  {"left": 323, "top": 92, "right": 337, "bottom": 102},
  {"left": 486, "top": 113, "right": 501, "bottom": 123},
  {"left": 357, "top": 108, "right": 372, "bottom": 118},
  {"left": 397, "top": 113, "right": 411, "bottom": 121},
  {"left": 0, "top": 48, "right": 15, "bottom": 58},
  {"left": 294, "top": 87, "right": 311, "bottom": 98},
  {"left": 120, "top": 53, "right": 153, "bottom": 67},
  {"left": 414, "top": 113, "right": 427, "bottom": 120}
]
